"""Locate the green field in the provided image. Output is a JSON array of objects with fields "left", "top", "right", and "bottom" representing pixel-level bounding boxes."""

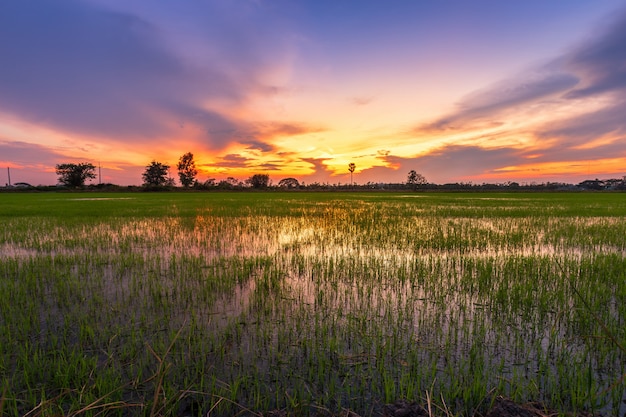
[{"left": 1, "top": 192, "right": 625, "bottom": 416}]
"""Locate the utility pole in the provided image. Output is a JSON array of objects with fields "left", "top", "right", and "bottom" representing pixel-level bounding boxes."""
[
  {"left": 99, "top": 162, "right": 102, "bottom": 184},
  {"left": 7, "top": 166, "right": 11, "bottom": 187}
]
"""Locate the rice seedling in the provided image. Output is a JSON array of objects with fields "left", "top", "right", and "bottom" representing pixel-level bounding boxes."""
[{"left": 0, "top": 192, "right": 625, "bottom": 416}]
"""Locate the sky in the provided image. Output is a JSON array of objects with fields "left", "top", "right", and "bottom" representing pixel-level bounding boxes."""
[{"left": 1, "top": 0, "right": 625, "bottom": 186}]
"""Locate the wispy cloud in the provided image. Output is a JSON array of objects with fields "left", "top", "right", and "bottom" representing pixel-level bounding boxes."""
[
  {"left": 423, "top": 72, "right": 579, "bottom": 131},
  {"left": 409, "top": 6, "right": 626, "bottom": 181},
  {"left": 0, "top": 1, "right": 294, "bottom": 148},
  {"left": 209, "top": 154, "right": 251, "bottom": 169},
  {"left": 418, "top": 8, "right": 626, "bottom": 131},
  {"left": 253, "top": 122, "right": 326, "bottom": 139},
  {"left": 243, "top": 140, "right": 275, "bottom": 153},
  {"left": 350, "top": 96, "right": 375, "bottom": 106},
  {"left": 539, "top": 100, "right": 626, "bottom": 145},
  {"left": 563, "top": 10, "right": 626, "bottom": 99},
  {"left": 385, "top": 146, "right": 523, "bottom": 183},
  {"left": 0, "top": 141, "right": 64, "bottom": 168}
]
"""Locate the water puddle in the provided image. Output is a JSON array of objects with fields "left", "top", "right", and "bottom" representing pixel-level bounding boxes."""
[{"left": 2, "top": 203, "right": 625, "bottom": 414}]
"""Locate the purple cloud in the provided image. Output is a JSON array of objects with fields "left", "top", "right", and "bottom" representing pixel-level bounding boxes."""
[
  {"left": 564, "top": 11, "right": 626, "bottom": 98},
  {"left": 540, "top": 99, "right": 626, "bottom": 144},
  {"left": 243, "top": 140, "right": 275, "bottom": 153},
  {"left": 0, "top": 1, "right": 288, "bottom": 147},
  {"left": 384, "top": 146, "right": 524, "bottom": 183},
  {"left": 209, "top": 154, "right": 251, "bottom": 169},
  {"left": 419, "top": 6, "right": 626, "bottom": 135}
]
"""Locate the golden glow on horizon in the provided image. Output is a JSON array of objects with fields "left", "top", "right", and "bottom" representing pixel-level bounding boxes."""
[{"left": 486, "top": 157, "right": 626, "bottom": 180}]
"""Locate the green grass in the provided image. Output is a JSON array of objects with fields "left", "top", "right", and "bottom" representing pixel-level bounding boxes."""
[{"left": 1, "top": 191, "right": 625, "bottom": 416}]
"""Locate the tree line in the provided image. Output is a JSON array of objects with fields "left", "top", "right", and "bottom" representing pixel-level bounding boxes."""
[
  {"left": 53, "top": 154, "right": 625, "bottom": 191},
  {"left": 55, "top": 153, "right": 286, "bottom": 189},
  {"left": 55, "top": 153, "right": 424, "bottom": 189}
]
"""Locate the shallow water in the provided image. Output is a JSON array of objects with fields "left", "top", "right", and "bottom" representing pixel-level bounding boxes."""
[{"left": 1, "top": 195, "right": 625, "bottom": 415}]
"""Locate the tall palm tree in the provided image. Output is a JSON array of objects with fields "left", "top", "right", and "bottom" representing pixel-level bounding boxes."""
[{"left": 348, "top": 163, "right": 356, "bottom": 185}]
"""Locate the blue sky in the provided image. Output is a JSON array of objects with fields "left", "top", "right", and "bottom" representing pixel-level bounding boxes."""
[{"left": 1, "top": 0, "right": 625, "bottom": 186}]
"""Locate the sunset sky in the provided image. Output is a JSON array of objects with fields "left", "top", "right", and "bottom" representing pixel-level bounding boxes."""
[{"left": 1, "top": 0, "right": 625, "bottom": 186}]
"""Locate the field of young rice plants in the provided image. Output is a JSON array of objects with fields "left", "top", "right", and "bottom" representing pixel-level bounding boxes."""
[{"left": 0, "top": 191, "right": 625, "bottom": 416}]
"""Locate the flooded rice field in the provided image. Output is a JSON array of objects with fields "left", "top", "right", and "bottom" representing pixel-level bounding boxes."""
[{"left": 0, "top": 192, "right": 625, "bottom": 416}]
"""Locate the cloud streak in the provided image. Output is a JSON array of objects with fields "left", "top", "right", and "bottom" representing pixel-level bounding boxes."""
[{"left": 425, "top": 72, "right": 579, "bottom": 131}]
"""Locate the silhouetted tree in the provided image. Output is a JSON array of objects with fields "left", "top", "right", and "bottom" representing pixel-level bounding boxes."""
[
  {"left": 194, "top": 178, "right": 215, "bottom": 190},
  {"left": 577, "top": 179, "right": 605, "bottom": 190},
  {"left": 55, "top": 163, "right": 96, "bottom": 187},
  {"left": 278, "top": 177, "right": 300, "bottom": 189},
  {"left": 142, "top": 161, "right": 170, "bottom": 187},
  {"left": 225, "top": 177, "right": 239, "bottom": 186},
  {"left": 177, "top": 152, "right": 198, "bottom": 188},
  {"left": 217, "top": 177, "right": 241, "bottom": 189},
  {"left": 407, "top": 170, "right": 427, "bottom": 188},
  {"left": 348, "top": 163, "right": 356, "bottom": 185},
  {"left": 246, "top": 174, "right": 270, "bottom": 189}
]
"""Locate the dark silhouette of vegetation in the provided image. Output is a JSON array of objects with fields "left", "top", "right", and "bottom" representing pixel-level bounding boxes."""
[
  {"left": 278, "top": 177, "right": 300, "bottom": 189},
  {"left": 193, "top": 179, "right": 216, "bottom": 190},
  {"left": 407, "top": 170, "right": 428, "bottom": 188},
  {"left": 348, "top": 162, "right": 356, "bottom": 185},
  {"left": 215, "top": 177, "right": 241, "bottom": 189},
  {"left": 246, "top": 174, "right": 270, "bottom": 189},
  {"left": 142, "top": 161, "right": 171, "bottom": 188},
  {"left": 55, "top": 163, "right": 96, "bottom": 187},
  {"left": 3, "top": 174, "right": 626, "bottom": 193},
  {"left": 177, "top": 152, "right": 198, "bottom": 188},
  {"left": 7, "top": 158, "right": 624, "bottom": 193}
]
